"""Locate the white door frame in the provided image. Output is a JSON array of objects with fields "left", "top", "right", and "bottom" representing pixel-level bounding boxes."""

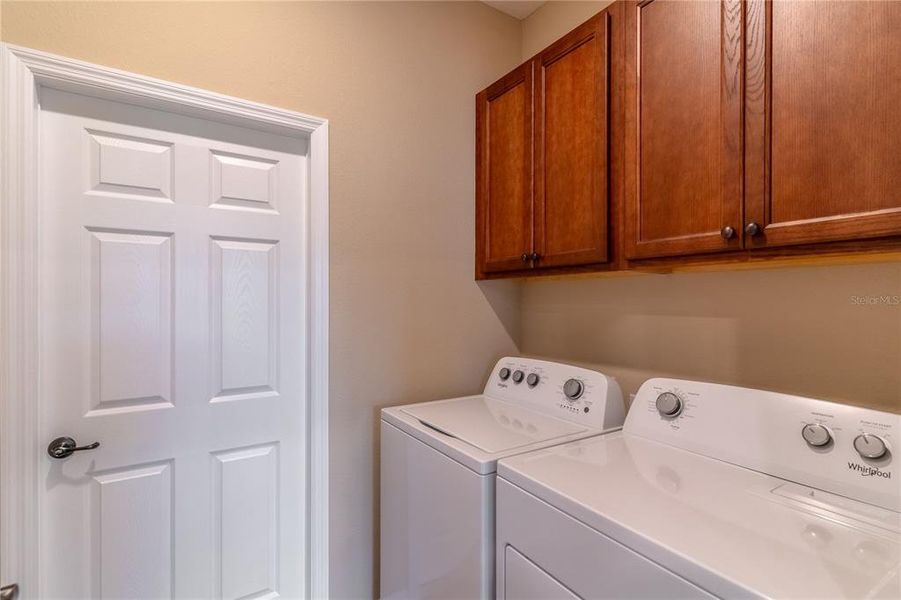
[{"left": 0, "top": 44, "right": 330, "bottom": 598}]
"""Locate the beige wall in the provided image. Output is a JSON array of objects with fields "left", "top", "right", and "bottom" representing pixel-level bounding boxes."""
[
  {"left": 1, "top": 2, "right": 523, "bottom": 597},
  {"left": 522, "top": 0, "right": 611, "bottom": 58},
  {"left": 522, "top": 263, "right": 901, "bottom": 413},
  {"left": 518, "top": 2, "right": 901, "bottom": 414}
]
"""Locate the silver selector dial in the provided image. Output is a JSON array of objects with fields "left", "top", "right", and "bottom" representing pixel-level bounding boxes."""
[
  {"left": 512, "top": 370, "right": 525, "bottom": 384},
  {"left": 853, "top": 434, "right": 890, "bottom": 460},
  {"left": 801, "top": 423, "right": 832, "bottom": 447},
  {"left": 563, "top": 378, "right": 584, "bottom": 401},
  {"left": 526, "top": 373, "right": 540, "bottom": 388},
  {"left": 498, "top": 367, "right": 511, "bottom": 381},
  {"left": 655, "top": 392, "right": 683, "bottom": 418}
]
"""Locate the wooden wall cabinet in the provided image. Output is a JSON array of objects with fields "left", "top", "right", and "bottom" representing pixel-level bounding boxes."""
[
  {"left": 744, "top": 0, "right": 901, "bottom": 249},
  {"left": 534, "top": 12, "right": 614, "bottom": 269},
  {"left": 624, "top": 0, "right": 743, "bottom": 260},
  {"left": 478, "top": 0, "right": 901, "bottom": 279},
  {"left": 476, "top": 7, "right": 621, "bottom": 278},
  {"left": 475, "top": 63, "right": 534, "bottom": 275},
  {"left": 623, "top": 0, "right": 901, "bottom": 262}
]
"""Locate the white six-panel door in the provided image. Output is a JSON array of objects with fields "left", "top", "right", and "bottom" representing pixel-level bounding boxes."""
[{"left": 38, "top": 86, "right": 307, "bottom": 598}]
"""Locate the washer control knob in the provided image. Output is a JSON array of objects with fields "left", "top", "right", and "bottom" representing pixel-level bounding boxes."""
[
  {"left": 526, "top": 373, "right": 540, "bottom": 388},
  {"left": 511, "top": 370, "right": 525, "bottom": 384},
  {"left": 655, "top": 392, "right": 683, "bottom": 418},
  {"left": 853, "top": 434, "right": 890, "bottom": 460},
  {"left": 563, "top": 378, "right": 584, "bottom": 401},
  {"left": 498, "top": 367, "right": 511, "bottom": 381},
  {"left": 801, "top": 423, "right": 832, "bottom": 447}
]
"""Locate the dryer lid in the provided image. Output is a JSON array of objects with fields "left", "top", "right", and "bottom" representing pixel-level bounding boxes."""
[
  {"left": 498, "top": 433, "right": 901, "bottom": 600},
  {"left": 401, "top": 396, "right": 587, "bottom": 454}
]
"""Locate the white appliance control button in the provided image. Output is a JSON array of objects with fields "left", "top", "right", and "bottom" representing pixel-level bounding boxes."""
[
  {"left": 801, "top": 423, "right": 832, "bottom": 447},
  {"left": 498, "top": 367, "right": 511, "bottom": 381},
  {"left": 655, "top": 392, "right": 683, "bottom": 418},
  {"left": 526, "top": 373, "right": 540, "bottom": 388},
  {"left": 563, "top": 378, "right": 584, "bottom": 401},
  {"left": 511, "top": 370, "right": 525, "bottom": 384},
  {"left": 853, "top": 434, "right": 890, "bottom": 460}
]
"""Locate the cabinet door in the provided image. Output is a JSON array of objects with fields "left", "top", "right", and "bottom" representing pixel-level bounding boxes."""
[
  {"left": 476, "top": 63, "right": 534, "bottom": 276},
  {"left": 534, "top": 13, "right": 611, "bottom": 268},
  {"left": 624, "top": 0, "right": 743, "bottom": 259},
  {"left": 744, "top": 0, "right": 901, "bottom": 248}
]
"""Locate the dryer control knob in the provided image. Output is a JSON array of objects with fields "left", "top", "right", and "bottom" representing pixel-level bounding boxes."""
[
  {"left": 498, "top": 367, "right": 511, "bottom": 381},
  {"left": 655, "top": 392, "right": 683, "bottom": 418},
  {"left": 526, "top": 373, "right": 540, "bottom": 388},
  {"left": 854, "top": 434, "right": 890, "bottom": 460},
  {"left": 512, "top": 370, "right": 525, "bottom": 384},
  {"left": 563, "top": 378, "right": 584, "bottom": 401},
  {"left": 801, "top": 423, "right": 832, "bottom": 447}
]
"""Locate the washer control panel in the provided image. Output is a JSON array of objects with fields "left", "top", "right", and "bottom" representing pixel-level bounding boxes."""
[
  {"left": 487, "top": 357, "right": 625, "bottom": 431},
  {"left": 625, "top": 378, "right": 900, "bottom": 513}
]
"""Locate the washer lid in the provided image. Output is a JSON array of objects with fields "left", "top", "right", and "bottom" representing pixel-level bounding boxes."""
[{"left": 401, "top": 396, "right": 587, "bottom": 454}]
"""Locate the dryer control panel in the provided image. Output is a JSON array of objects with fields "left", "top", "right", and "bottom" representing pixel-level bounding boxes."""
[
  {"left": 625, "top": 378, "right": 900, "bottom": 513},
  {"left": 486, "top": 357, "right": 625, "bottom": 431}
]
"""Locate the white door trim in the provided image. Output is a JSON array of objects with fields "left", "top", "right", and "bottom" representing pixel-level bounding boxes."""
[{"left": 0, "top": 44, "right": 330, "bottom": 598}]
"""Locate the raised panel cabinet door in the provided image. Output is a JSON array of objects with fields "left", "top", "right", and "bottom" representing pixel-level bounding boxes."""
[
  {"left": 476, "top": 62, "right": 534, "bottom": 276},
  {"left": 744, "top": 0, "right": 901, "bottom": 248},
  {"left": 534, "top": 12, "right": 611, "bottom": 268},
  {"left": 624, "top": 0, "right": 744, "bottom": 259}
]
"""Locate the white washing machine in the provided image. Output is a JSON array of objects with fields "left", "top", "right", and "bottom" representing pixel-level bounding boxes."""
[
  {"left": 496, "top": 378, "right": 900, "bottom": 599},
  {"left": 380, "top": 357, "right": 625, "bottom": 599}
]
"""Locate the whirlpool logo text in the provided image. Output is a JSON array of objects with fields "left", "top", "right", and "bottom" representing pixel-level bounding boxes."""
[{"left": 848, "top": 462, "right": 892, "bottom": 479}]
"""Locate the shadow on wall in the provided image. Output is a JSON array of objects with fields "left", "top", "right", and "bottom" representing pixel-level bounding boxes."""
[
  {"left": 477, "top": 279, "right": 524, "bottom": 351},
  {"left": 519, "top": 261, "right": 901, "bottom": 414}
]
